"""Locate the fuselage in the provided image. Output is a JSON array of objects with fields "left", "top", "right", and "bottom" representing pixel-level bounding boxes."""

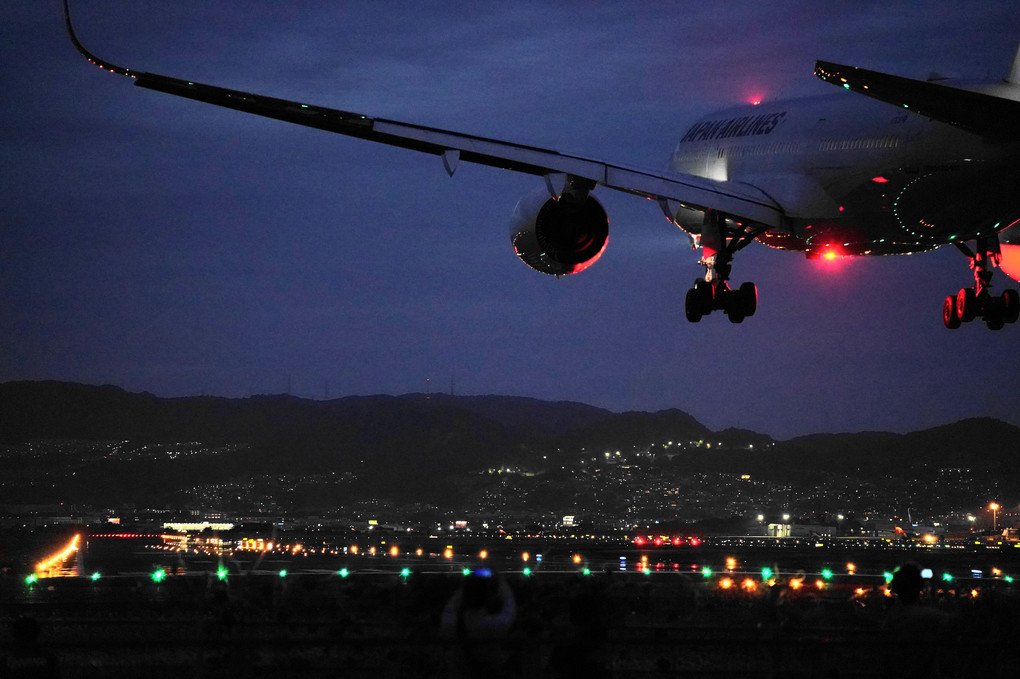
[{"left": 669, "top": 85, "right": 1020, "bottom": 257}]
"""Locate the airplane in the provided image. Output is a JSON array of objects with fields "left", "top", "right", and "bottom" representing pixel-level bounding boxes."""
[{"left": 64, "top": 2, "right": 1020, "bottom": 329}]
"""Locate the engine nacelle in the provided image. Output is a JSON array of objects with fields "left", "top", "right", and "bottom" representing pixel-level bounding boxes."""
[
  {"left": 999, "top": 219, "right": 1020, "bottom": 283},
  {"left": 510, "top": 188, "right": 609, "bottom": 275}
]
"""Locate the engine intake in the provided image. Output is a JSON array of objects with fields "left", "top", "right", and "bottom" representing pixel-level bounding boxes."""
[{"left": 510, "top": 188, "right": 609, "bottom": 275}]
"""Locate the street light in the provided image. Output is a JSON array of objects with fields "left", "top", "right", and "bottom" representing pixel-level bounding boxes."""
[{"left": 990, "top": 502, "right": 1000, "bottom": 532}]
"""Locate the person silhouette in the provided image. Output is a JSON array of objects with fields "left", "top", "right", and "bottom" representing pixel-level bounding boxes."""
[
  {"left": 440, "top": 572, "right": 516, "bottom": 677},
  {"left": 882, "top": 562, "right": 950, "bottom": 679}
]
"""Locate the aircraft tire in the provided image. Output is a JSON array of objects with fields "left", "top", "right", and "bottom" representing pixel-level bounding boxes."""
[
  {"left": 1001, "top": 289, "right": 1019, "bottom": 324},
  {"left": 956, "top": 287, "right": 976, "bottom": 322},
  {"left": 693, "top": 278, "right": 714, "bottom": 314},
  {"left": 943, "top": 295, "right": 961, "bottom": 329},
  {"left": 738, "top": 282, "right": 757, "bottom": 317},
  {"left": 685, "top": 288, "right": 703, "bottom": 323}
]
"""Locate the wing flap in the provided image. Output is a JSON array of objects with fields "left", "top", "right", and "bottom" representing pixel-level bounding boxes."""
[{"left": 815, "top": 60, "right": 1020, "bottom": 141}]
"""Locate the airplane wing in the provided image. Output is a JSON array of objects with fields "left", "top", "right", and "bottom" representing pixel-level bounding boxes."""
[
  {"left": 64, "top": 1, "right": 783, "bottom": 229},
  {"left": 815, "top": 60, "right": 1020, "bottom": 142}
]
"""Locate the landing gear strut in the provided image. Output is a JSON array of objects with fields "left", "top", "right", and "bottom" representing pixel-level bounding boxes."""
[
  {"left": 942, "top": 236, "right": 1019, "bottom": 330},
  {"left": 684, "top": 211, "right": 762, "bottom": 324}
]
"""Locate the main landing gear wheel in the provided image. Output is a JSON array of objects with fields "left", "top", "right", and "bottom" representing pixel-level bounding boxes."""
[
  {"left": 942, "top": 295, "right": 961, "bottom": 329},
  {"left": 943, "top": 286, "right": 1018, "bottom": 330},
  {"left": 942, "top": 236, "right": 1018, "bottom": 331},
  {"left": 684, "top": 279, "right": 714, "bottom": 323},
  {"left": 684, "top": 278, "right": 757, "bottom": 324},
  {"left": 682, "top": 210, "right": 765, "bottom": 325}
]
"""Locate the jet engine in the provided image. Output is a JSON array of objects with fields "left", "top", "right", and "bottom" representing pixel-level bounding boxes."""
[
  {"left": 510, "top": 188, "right": 609, "bottom": 275},
  {"left": 999, "top": 220, "right": 1020, "bottom": 283}
]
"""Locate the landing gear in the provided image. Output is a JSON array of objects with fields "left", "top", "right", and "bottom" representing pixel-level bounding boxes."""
[
  {"left": 943, "top": 236, "right": 1019, "bottom": 330},
  {"left": 684, "top": 211, "right": 762, "bottom": 324},
  {"left": 685, "top": 277, "right": 757, "bottom": 323}
]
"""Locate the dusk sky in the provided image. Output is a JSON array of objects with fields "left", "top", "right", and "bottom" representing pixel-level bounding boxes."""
[{"left": 3, "top": 2, "right": 1019, "bottom": 438}]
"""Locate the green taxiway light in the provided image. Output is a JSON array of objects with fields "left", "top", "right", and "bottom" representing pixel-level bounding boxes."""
[
  {"left": 821, "top": 569, "right": 833, "bottom": 580},
  {"left": 217, "top": 567, "right": 228, "bottom": 581},
  {"left": 761, "top": 568, "right": 773, "bottom": 580},
  {"left": 278, "top": 570, "right": 288, "bottom": 578},
  {"left": 1004, "top": 575, "right": 1014, "bottom": 583},
  {"left": 400, "top": 568, "right": 411, "bottom": 578},
  {"left": 338, "top": 568, "right": 349, "bottom": 578},
  {"left": 25, "top": 574, "right": 38, "bottom": 585},
  {"left": 90, "top": 572, "right": 101, "bottom": 581},
  {"left": 883, "top": 571, "right": 894, "bottom": 583},
  {"left": 582, "top": 568, "right": 591, "bottom": 576},
  {"left": 462, "top": 568, "right": 471, "bottom": 576},
  {"left": 942, "top": 573, "right": 953, "bottom": 582},
  {"left": 151, "top": 569, "right": 166, "bottom": 583},
  {"left": 701, "top": 567, "right": 713, "bottom": 578},
  {"left": 522, "top": 567, "right": 532, "bottom": 576}
]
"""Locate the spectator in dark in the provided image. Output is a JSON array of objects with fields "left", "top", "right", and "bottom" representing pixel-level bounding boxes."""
[
  {"left": 440, "top": 572, "right": 516, "bottom": 677},
  {"left": 882, "top": 562, "right": 950, "bottom": 679},
  {"left": 0, "top": 616, "right": 60, "bottom": 679}
]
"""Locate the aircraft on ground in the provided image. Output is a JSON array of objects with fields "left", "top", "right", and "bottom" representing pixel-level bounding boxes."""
[{"left": 64, "top": 2, "right": 1020, "bottom": 329}]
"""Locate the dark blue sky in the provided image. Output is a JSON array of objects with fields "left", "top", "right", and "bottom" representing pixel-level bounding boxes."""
[{"left": 2, "top": 2, "right": 1019, "bottom": 438}]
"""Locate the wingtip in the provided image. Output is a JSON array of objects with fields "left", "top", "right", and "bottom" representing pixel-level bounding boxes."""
[{"left": 64, "top": 0, "right": 135, "bottom": 78}]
